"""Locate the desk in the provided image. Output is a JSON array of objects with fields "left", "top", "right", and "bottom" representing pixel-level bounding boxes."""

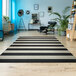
[{"left": 28, "top": 23, "right": 41, "bottom": 30}]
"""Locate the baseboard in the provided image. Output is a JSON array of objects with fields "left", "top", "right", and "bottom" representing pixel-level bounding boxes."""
[
  {"left": 17, "top": 29, "right": 28, "bottom": 31},
  {"left": 17, "top": 29, "right": 40, "bottom": 32},
  {"left": 28, "top": 29, "right": 40, "bottom": 31}
]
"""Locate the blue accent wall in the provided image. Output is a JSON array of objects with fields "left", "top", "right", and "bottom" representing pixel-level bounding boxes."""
[
  {"left": 0, "top": 0, "right": 2, "bottom": 30},
  {"left": 11, "top": 0, "right": 17, "bottom": 30},
  {"left": 0, "top": 0, "right": 3, "bottom": 39}
]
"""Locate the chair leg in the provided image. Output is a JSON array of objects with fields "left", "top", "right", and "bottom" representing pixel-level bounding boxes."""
[
  {"left": 45, "top": 29, "right": 48, "bottom": 35},
  {"left": 53, "top": 29, "right": 55, "bottom": 34}
]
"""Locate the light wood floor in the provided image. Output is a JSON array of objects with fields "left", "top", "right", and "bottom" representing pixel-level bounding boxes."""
[{"left": 0, "top": 31, "right": 76, "bottom": 76}]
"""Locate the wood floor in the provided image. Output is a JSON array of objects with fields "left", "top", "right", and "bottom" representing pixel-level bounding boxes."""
[{"left": 0, "top": 31, "right": 76, "bottom": 76}]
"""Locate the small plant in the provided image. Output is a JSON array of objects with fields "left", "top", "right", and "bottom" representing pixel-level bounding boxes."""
[
  {"left": 50, "top": 6, "right": 71, "bottom": 35},
  {"left": 3, "top": 16, "right": 9, "bottom": 22}
]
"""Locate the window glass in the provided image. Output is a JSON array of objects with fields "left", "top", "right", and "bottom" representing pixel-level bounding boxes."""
[
  {"left": 2, "top": 0, "right": 9, "bottom": 16},
  {"left": 2, "top": 0, "right": 7, "bottom": 16},
  {"left": 7, "top": 0, "right": 9, "bottom": 16}
]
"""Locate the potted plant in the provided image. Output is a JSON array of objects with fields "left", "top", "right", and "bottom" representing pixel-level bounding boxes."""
[
  {"left": 50, "top": 6, "right": 71, "bottom": 36},
  {"left": 3, "top": 16, "right": 9, "bottom": 22}
]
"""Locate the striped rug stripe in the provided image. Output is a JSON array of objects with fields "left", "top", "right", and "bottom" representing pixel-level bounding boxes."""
[
  {"left": 19, "top": 36, "right": 56, "bottom": 38},
  {"left": 6, "top": 48, "right": 68, "bottom": 51},
  {"left": 0, "top": 59, "right": 76, "bottom": 63},
  {"left": 17, "top": 39, "right": 58, "bottom": 41},
  {"left": 2, "top": 53, "right": 72, "bottom": 56},
  {"left": 15, "top": 41, "right": 60, "bottom": 42},
  {"left": 16, "top": 39, "right": 59, "bottom": 41},
  {"left": 0, "top": 36, "right": 76, "bottom": 63},
  {"left": 4, "top": 50, "right": 70, "bottom": 53},
  {"left": 11, "top": 44, "right": 64, "bottom": 46},
  {"left": 0, "top": 56, "right": 75, "bottom": 59},
  {"left": 14, "top": 42, "right": 61, "bottom": 44},
  {"left": 10, "top": 45, "right": 64, "bottom": 47}
]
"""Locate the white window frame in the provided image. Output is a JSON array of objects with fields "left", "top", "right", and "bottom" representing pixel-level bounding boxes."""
[{"left": 2, "top": 0, "right": 9, "bottom": 16}]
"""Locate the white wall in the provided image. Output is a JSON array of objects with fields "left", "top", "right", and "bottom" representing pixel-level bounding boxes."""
[{"left": 16, "top": 0, "right": 73, "bottom": 30}]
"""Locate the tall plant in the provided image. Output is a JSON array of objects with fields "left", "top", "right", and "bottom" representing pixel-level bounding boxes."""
[{"left": 50, "top": 6, "right": 71, "bottom": 32}]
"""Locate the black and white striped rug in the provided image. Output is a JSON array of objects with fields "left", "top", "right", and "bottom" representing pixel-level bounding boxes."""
[{"left": 0, "top": 36, "right": 76, "bottom": 63}]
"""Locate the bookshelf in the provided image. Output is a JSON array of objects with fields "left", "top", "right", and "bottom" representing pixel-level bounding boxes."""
[{"left": 66, "top": 0, "right": 76, "bottom": 41}]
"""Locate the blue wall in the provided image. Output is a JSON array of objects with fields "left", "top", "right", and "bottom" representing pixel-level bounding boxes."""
[
  {"left": 0, "top": 0, "right": 16, "bottom": 39},
  {"left": 11, "top": 0, "right": 17, "bottom": 30},
  {"left": 0, "top": 0, "right": 3, "bottom": 39},
  {"left": 0, "top": 0, "right": 2, "bottom": 30}
]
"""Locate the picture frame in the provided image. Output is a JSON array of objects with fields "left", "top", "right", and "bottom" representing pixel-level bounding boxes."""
[
  {"left": 26, "top": 10, "right": 30, "bottom": 15},
  {"left": 39, "top": 12, "right": 44, "bottom": 17},
  {"left": 34, "top": 4, "right": 39, "bottom": 10}
]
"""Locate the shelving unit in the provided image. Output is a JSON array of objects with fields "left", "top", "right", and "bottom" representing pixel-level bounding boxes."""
[
  {"left": 66, "top": 0, "right": 76, "bottom": 41},
  {"left": 66, "top": 13, "right": 76, "bottom": 41}
]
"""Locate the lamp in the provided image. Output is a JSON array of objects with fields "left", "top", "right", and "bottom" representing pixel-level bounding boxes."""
[
  {"left": 18, "top": 9, "right": 24, "bottom": 17},
  {"left": 18, "top": 9, "right": 26, "bottom": 30}
]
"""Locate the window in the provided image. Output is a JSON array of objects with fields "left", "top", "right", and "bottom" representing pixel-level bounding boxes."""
[
  {"left": 2, "top": 0, "right": 9, "bottom": 16},
  {"left": 7, "top": 0, "right": 9, "bottom": 17}
]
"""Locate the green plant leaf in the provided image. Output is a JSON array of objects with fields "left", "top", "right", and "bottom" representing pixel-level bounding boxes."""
[
  {"left": 62, "top": 6, "right": 71, "bottom": 14},
  {"left": 3, "top": 16, "right": 9, "bottom": 21},
  {"left": 49, "top": 6, "right": 71, "bottom": 32},
  {"left": 52, "top": 18, "right": 61, "bottom": 22},
  {"left": 65, "top": 15, "right": 71, "bottom": 20},
  {"left": 50, "top": 12, "right": 61, "bottom": 19}
]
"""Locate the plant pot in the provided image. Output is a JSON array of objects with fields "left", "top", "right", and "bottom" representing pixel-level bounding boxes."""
[
  {"left": 61, "top": 31, "right": 66, "bottom": 36},
  {"left": 58, "top": 30, "right": 66, "bottom": 36}
]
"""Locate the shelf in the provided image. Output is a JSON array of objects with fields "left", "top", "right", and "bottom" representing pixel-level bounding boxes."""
[
  {"left": 66, "top": 1, "right": 76, "bottom": 41},
  {"left": 69, "top": 23, "right": 73, "bottom": 24}
]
